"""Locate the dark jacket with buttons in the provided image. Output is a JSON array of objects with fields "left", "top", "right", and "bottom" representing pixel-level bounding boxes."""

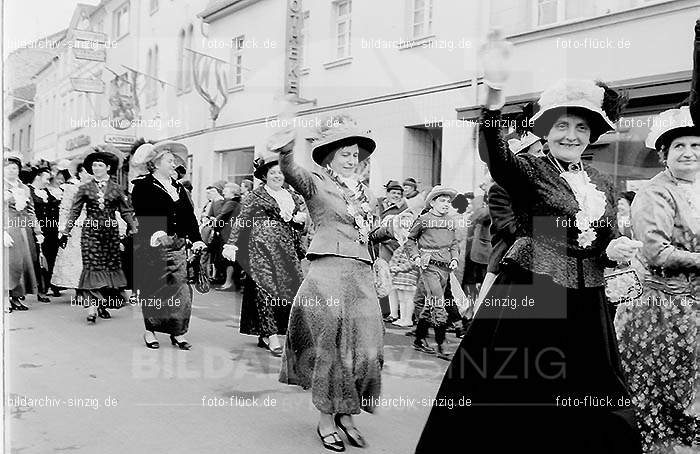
[{"left": 131, "top": 173, "right": 201, "bottom": 249}]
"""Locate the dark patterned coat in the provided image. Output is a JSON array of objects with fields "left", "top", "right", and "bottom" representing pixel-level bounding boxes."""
[
  {"left": 64, "top": 178, "right": 136, "bottom": 289},
  {"left": 228, "top": 185, "right": 305, "bottom": 336}
]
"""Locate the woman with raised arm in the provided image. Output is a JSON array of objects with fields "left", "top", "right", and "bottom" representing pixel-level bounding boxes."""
[
  {"left": 415, "top": 74, "right": 643, "bottom": 452},
  {"left": 273, "top": 112, "right": 394, "bottom": 452}
]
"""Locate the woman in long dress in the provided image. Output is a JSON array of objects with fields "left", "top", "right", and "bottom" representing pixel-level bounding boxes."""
[
  {"left": 615, "top": 105, "right": 700, "bottom": 452},
  {"left": 4, "top": 154, "right": 44, "bottom": 311},
  {"left": 51, "top": 163, "right": 91, "bottom": 290},
  {"left": 274, "top": 113, "right": 394, "bottom": 451},
  {"left": 60, "top": 148, "right": 137, "bottom": 323},
  {"left": 28, "top": 167, "right": 58, "bottom": 302},
  {"left": 130, "top": 141, "right": 206, "bottom": 350},
  {"left": 415, "top": 79, "right": 643, "bottom": 454},
  {"left": 222, "top": 155, "right": 305, "bottom": 356}
]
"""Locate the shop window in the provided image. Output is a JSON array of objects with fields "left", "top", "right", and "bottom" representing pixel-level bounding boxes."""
[{"left": 218, "top": 147, "right": 254, "bottom": 184}]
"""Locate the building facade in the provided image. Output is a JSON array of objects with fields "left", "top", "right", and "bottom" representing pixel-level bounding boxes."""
[{"left": 17, "top": 0, "right": 700, "bottom": 208}]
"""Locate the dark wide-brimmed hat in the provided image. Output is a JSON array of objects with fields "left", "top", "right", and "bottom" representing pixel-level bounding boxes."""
[
  {"left": 531, "top": 79, "right": 621, "bottom": 144},
  {"left": 253, "top": 155, "right": 279, "bottom": 181},
  {"left": 645, "top": 105, "right": 700, "bottom": 151},
  {"left": 84, "top": 146, "right": 121, "bottom": 175},
  {"left": 310, "top": 114, "right": 376, "bottom": 166},
  {"left": 384, "top": 180, "right": 404, "bottom": 192}
]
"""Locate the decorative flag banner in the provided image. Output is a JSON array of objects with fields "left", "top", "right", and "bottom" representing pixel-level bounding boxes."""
[{"left": 187, "top": 48, "right": 229, "bottom": 121}]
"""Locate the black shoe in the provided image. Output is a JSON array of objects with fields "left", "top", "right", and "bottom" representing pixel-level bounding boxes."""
[
  {"left": 413, "top": 340, "right": 436, "bottom": 355},
  {"left": 97, "top": 306, "right": 111, "bottom": 319},
  {"left": 317, "top": 425, "right": 345, "bottom": 452},
  {"left": 436, "top": 344, "right": 451, "bottom": 361},
  {"left": 334, "top": 414, "right": 367, "bottom": 448},
  {"left": 51, "top": 288, "right": 62, "bottom": 297},
  {"left": 18, "top": 295, "right": 25, "bottom": 301},
  {"left": 37, "top": 295, "right": 50, "bottom": 303},
  {"left": 9, "top": 297, "right": 28, "bottom": 312},
  {"left": 86, "top": 313, "right": 96, "bottom": 323},
  {"left": 257, "top": 337, "right": 269, "bottom": 349},
  {"left": 170, "top": 335, "right": 192, "bottom": 350},
  {"left": 144, "top": 333, "right": 159, "bottom": 349}
]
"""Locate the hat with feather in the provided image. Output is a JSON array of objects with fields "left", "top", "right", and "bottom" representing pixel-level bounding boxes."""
[{"left": 530, "top": 79, "right": 626, "bottom": 143}]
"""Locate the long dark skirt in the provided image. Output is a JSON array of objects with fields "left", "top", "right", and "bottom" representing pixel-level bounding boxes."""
[
  {"left": 136, "top": 242, "right": 192, "bottom": 336},
  {"left": 415, "top": 266, "right": 642, "bottom": 454},
  {"left": 240, "top": 274, "right": 292, "bottom": 337},
  {"left": 280, "top": 256, "right": 384, "bottom": 415},
  {"left": 5, "top": 226, "right": 38, "bottom": 297}
]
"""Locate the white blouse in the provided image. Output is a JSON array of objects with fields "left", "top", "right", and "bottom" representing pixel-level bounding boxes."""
[{"left": 264, "top": 185, "right": 294, "bottom": 222}]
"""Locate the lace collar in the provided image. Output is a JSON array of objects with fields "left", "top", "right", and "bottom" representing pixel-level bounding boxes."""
[
  {"left": 263, "top": 185, "right": 295, "bottom": 222},
  {"left": 547, "top": 154, "right": 607, "bottom": 248}
]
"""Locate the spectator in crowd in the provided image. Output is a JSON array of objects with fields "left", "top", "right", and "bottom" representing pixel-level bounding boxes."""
[
  {"left": 215, "top": 182, "right": 242, "bottom": 290},
  {"left": 617, "top": 190, "right": 635, "bottom": 237},
  {"left": 403, "top": 177, "right": 425, "bottom": 214},
  {"left": 376, "top": 180, "right": 408, "bottom": 321}
]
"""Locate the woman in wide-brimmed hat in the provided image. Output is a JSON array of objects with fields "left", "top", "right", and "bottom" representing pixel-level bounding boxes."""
[
  {"left": 130, "top": 140, "right": 205, "bottom": 350},
  {"left": 60, "top": 146, "right": 138, "bottom": 323},
  {"left": 270, "top": 112, "right": 395, "bottom": 452},
  {"left": 222, "top": 153, "right": 306, "bottom": 357},
  {"left": 416, "top": 76, "right": 644, "bottom": 453},
  {"left": 4, "top": 153, "right": 44, "bottom": 311},
  {"left": 615, "top": 102, "right": 700, "bottom": 452}
]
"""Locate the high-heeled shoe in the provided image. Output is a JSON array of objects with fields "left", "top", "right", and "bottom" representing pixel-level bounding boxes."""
[
  {"left": 37, "top": 295, "right": 50, "bottom": 303},
  {"left": 144, "top": 333, "right": 159, "bottom": 349},
  {"left": 334, "top": 414, "right": 367, "bottom": 448},
  {"left": 170, "top": 335, "right": 192, "bottom": 350},
  {"left": 317, "top": 425, "right": 345, "bottom": 452}
]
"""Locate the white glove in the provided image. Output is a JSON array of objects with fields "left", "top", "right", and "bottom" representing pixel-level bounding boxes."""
[
  {"left": 606, "top": 237, "right": 643, "bottom": 263},
  {"left": 4, "top": 231, "right": 14, "bottom": 248},
  {"left": 292, "top": 211, "right": 306, "bottom": 224},
  {"left": 222, "top": 244, "right": 238, "bottom": 262}
]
